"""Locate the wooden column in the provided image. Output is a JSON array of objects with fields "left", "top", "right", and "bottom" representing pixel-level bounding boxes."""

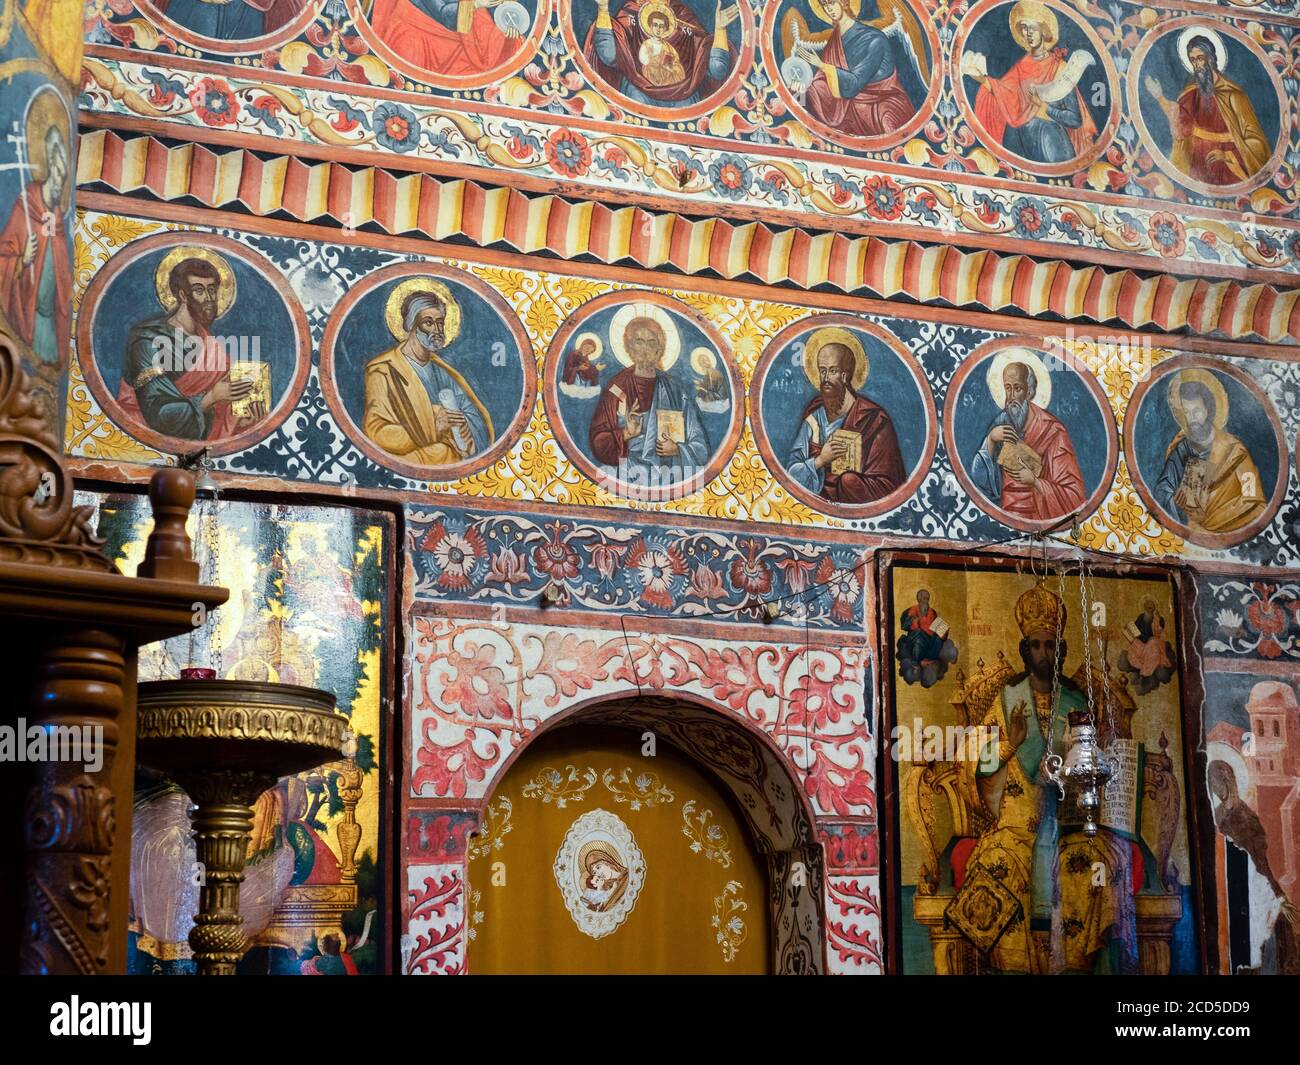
[{"left": 0, "top": 335, "right": 227, "bottom": 973}]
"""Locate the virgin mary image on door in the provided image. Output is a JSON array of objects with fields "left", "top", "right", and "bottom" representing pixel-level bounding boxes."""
[
  {"left": 363, "top": 279, "right": 493, "bottom": 468},
  {"left": 960, "top": 1, "right": 1100, "bottom": 165},
  {"left": 580, "top": 845, "right": 631, "bottom": 912}
]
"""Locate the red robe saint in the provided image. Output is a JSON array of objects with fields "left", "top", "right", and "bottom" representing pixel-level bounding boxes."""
[
  {"left": 801, "top": 391, "right": 905, "bottom": 503},
  {"left": 804, "top": 27, "right": 915, "bottom": 137},
  {"left": 589, "top": 367, "right": 656, "bottom": 464},
  {"left": 115, "top": 327, "right": 240, "bottom": 441},
  {"left": 370, "top": 0, "right": 523, "bottom": 74},
  {"left": 0, "top": 182, "right": 71, "bottom": 362},
  {"left": 974, "top": 48, "right": 1096, "bottom": 158},
  {"left": 997, "top": 402, "right": 1085, "bottom": 521},
  {"left": 1171, "top": 76, "right": 1270, "bottom": 187}
]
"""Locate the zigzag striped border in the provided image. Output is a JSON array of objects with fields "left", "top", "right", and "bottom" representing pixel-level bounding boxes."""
[{"left": 78, "top": 128, "right": 1300, "bottom": 345}]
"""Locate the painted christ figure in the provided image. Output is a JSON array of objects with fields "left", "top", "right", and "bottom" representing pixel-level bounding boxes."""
[
  {"left": 585, "top": 0, "right": 740, "bottom": 107},
  {"left": 370, "top": 0, "right": 527, "bottom": 75},
  {"left": 364, "top": 288, "right": 492, "bottom": 467},
  {"left": 588, "top": 315, "right": 708, "bottom": 483},
  {"left": 0, "top": 124, "right": 70, "bottom": 365},
  {"left": 786, "top": 337, "right": 905, "bottom": 503},
  {"left": 969, "top": 1, "right": 1097, "bottom": 165},
  {"left": 970, "top": 360, "right": 1085, "bottom": 522},
  {"left": 1144, "top": 35, "right": 1271, "bottom": 186}
]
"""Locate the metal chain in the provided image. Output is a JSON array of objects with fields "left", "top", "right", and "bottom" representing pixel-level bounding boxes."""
[{"left": 1076, "top": 540, "right": 1098, "bottom": 727}]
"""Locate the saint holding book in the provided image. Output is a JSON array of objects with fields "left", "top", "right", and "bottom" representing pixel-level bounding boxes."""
[
  {"left": 786, "top": 326, "right": 905, "bottom": 503},
  {"left": 587, "top": 302, "right": 709, "bottom": 486}
]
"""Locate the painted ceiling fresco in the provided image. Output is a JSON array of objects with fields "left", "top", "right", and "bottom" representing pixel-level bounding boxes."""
[{"left": 80, "top": 0, "right": 1300, "bottom": 277}]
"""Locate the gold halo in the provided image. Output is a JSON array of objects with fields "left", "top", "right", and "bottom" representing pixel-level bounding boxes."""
[
  {"left": 1166, "top": 368, "right": 1229, "bottom": 432},
  {"left": 638, "top": 0, "right": 677, "bottom": 36},
  {"left": 1009, "top": 0, "right": 1059, "bottom": 50},
  {"left": 802, "top": 326, "right": 867, "bottom": 391},
  {"left": 690, "top": 346, "right": 716, "bottom": 374},
  {"left": 573, "top": 331, "right": 603, "bottom": 360},
  {"left": 809, "top": 0, "right": 861, "bottom": 24},
  {"left": 1177, "top": 25, "right": 1227, "bottom": 73},
  {"left": 24, "top": 87, "right": 70, "bottom": 188},
  {"left": 986, "top": 347, "right": 1053, "bottom": 409},
  {"left": 609, "top": 301, "right": 681, "bottom": 371},
  {"left": 384, "top": 277, "right": 462, "bottom": 343},
  {"left": 153, "top": 246, "right": 236, "bottom": 319}
]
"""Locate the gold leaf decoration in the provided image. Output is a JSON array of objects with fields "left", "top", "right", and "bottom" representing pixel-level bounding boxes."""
[
  {"left": 601, "top": 767, "right": 674, "bottom": 810},
  {"left": 521, "top": 765, "right": 598, "bottom": 808},
  {"left": 467, "top": 796, "right": 513, "bottom": 862},
  {"left": 682, "top": 799, "right": 733, "bottom": 867},
  {"left": 711, "top": 881, "right": 748, "bottom": 963}
]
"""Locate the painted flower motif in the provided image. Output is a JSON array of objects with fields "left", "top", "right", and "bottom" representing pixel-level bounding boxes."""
[
  {"left": 627, "top": 539, "right": 688, "bottom": 610},
  {"left": 1148, "top": 212, "right": 1186, "bottom": 258},
  {"left": 709, "top": 155, "right": 752, "bottom": 200},
  {"left": 1215, "top": 608, "right": 1244, "bottom": 637},
  {"left": 1247, "top": 596, "right": 1288, "bottom": 637},
  {"left": 728, "top": 539, "right": 773, "bottom": 596},
  {"left": 426, "top": 527, "right": 486, "bottom": 591},
  {"left": 189, "top": 79, "right": 239, "bottom": 127},
  {"left": 690, "top": 564, "right": 726, "bottom": 600},
  {"left": 487, "top": 547, "right": 529, "bottom": 587},
  {"left": 373, "top": 102, "right": 422, "bottom": 153},
  {"left": 776, "top": 557, "right": 816, "bottom": 595},
  {"left": 1011, "top": 197, "right": 1046, "bottom": 239},
  {"left": 545, "top": 129, "right": 592, "bottom": 178},
  {"left": 863, "top": 176, "right": 904, "bottom": 221},
  {"left": 817, "top": 556, "right": 860, "bottom": 623},
  {"left": 532, "top": 521, "right": 581, "bottom": 582},
  {"left": 588, "top": 541, "right": 627, "bottom": 582},
  {"left": 1287, "top": 232, "right": 1300, "bottom": 263}
]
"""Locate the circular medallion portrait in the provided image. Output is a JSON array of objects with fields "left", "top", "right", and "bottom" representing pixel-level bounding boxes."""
[
  {"left": 78, "top": 233, "right": 311, "bottom": 456},
  {"left": 1129, "top": 19, "right": 1285, "bottom": 197},
  {"left": 953, "top": 0, "right": 1118, "bottom": 176},
  {"left": 562, "top": 0, "right": 754, "bottom": 121},
  {"left": 355, "top": 0, "right": 552, "bottom": 88},
  {"left": 320, "top": 263, "right": 536, "bottom": 481},
  {"left": 752, "top": 316, "right": 936, "bottom": 518},
  {"left": 943, "top": 338, "right": 1118, "bottom": 531},
  {"left": 1125, "top": 357, "right": 1286, "bottom": 549},
  {"left": 761, "top": 0, "right": 938, "bottom": 150},
  {"left": 545, "top": 292, "right": 741, "bottom": 501},
  {"left": 137, "top": 0, "right": 322, "bottom": 54}
]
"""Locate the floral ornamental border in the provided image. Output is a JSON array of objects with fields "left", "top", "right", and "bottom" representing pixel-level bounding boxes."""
[{"left": 79, "top": 56, "right": 1300, "bottom": 278}]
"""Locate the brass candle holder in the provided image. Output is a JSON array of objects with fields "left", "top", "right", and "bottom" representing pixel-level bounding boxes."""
[{"left": 135, "top": 679, "right": 348, "bottom": 975}]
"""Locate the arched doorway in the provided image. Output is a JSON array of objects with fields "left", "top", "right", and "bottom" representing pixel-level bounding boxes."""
[{"left": 464, "top": 696, "right": 826, "bottom": 974}]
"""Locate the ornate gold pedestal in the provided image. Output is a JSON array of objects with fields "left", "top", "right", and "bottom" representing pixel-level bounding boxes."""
[{"left": 135, "top": 680, "right": 347, "bottom": 975}]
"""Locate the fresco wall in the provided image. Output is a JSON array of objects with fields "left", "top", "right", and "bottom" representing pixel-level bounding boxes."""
[
  {"left": 0, "top": 0, "right": 82, "bottom": 434},
  {"left": 78, "top": 0, "right": 1300, "bottom": 277},
  {"left": 67, "top": 0, "right": 1300, "bottom": 976}
]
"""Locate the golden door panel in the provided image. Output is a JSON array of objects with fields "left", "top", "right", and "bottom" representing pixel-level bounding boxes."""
[{"left": 468, "top": 724, "right": 770, "bottom": 974}]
